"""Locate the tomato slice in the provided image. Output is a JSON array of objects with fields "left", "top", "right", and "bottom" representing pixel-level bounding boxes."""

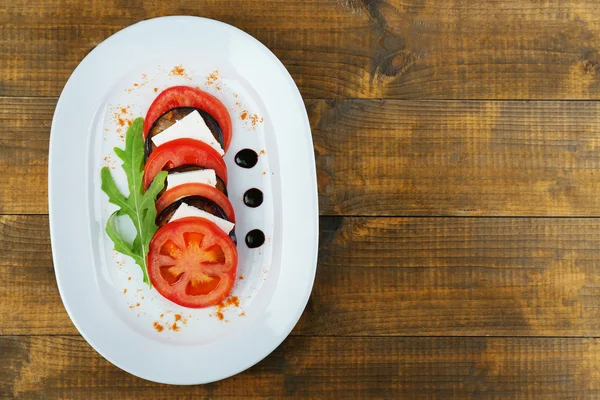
[
  {"left": 148, "top": 217, "right": 238, "bottom": 308},
  {"left": 156, "top": 183, "right": 236, "bottom": 223},
  {"left": 143, "top": 138, "right": 227, "bottom": 190},
  {"left": 143, "top": 86, "right": 232, "bottom": 152}
]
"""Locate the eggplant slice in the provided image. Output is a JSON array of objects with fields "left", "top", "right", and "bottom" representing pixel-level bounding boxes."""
[
  {"left": 144, "top": 107, "right": 224, "bottom": 160},
  {"left": 146, "top": 107, "right": 234, "bottom": 243},
  {"left": 156, "top": 195, "right": 237, "bottom": 245}
]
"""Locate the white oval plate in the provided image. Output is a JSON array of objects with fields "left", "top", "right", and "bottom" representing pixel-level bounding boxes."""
[{"left": 49, "top": 16, "right": 318, "bottom": 385}]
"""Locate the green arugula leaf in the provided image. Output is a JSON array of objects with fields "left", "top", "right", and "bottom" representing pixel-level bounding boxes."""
[{"left": 100, "top": 118, "right": 167, "bottom": 286}]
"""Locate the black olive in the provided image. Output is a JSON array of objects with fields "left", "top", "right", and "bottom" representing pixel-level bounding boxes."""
[
  {"left": 234, "top": 149, "right": 258, "bottom": 169},
  {"left": 245, "top": 229, "right": 265, "bottom": 248},
  {"left": 243, "top": 188, "right": 263, "bottom": 208}
]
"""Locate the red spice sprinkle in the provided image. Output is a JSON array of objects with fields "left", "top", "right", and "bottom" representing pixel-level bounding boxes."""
[
  {"left": 160, "top": 313, "right": 164, "bottom": 318},
  {"left": 206, "top": 70, "right": 220, "bottom": 85},
  {"left": 121, "top": 108, "right": 127, "bottom": 113},
  {"left": 240, "top": 111, "right": 248, "bottom": 120},
  {"left": 259, "top": 150, "right": 266, "bottom": 155},
  {"left": 217, "top": 296, "right": 240, "bottom": 311},
  {"left": 153, "top": 87, "right": 158, "bottom": 92},
  {"left": 174, "top": 314, "right": 181, "bottom": 321},
  {"left": 171, "top": 322, "right": 180, "bottom": 332},
  {"left": 216, "top": 312, "right": 224, "bottom": 320},
  {"left": 128, "top": 277, "right": 131, "bottom": 281},
  {"left": 123, "top": 289, "right": 127, "bottom": 294},
  {"left": 136, "top": 302, "right": 140, "bottom": 307},
  {"left": 171, "top": 65, "right": 185, "bottom": 76},
  {"left": 154, "top": 322, "right": 164, "bottom": 332},
  {"left": 250, "top": 114, "right": 261, "bottom": 127},
  {"left": 239, "top": 275, "right": 244, "bottom": 280},
  {"left": 118, "top": 118, "right": 125, "bottom": 127},
  {"left": 239, "top": 312, "right": 246, "bottom": 317}
]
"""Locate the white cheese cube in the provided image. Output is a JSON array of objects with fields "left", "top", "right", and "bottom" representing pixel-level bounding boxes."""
[
  {"left": 166, "top": 169, "right": 217, "bottom": 190},
  {"left": 151, "top": 110, "right": 224, "bottom": 155},
  {"left": 170, "top": 203, "right": 235, "bottom": 234}
]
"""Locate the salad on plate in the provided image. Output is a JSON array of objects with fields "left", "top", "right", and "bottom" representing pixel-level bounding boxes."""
[{"left": 101, "top": 85, "right": 263, "bottom": 309}]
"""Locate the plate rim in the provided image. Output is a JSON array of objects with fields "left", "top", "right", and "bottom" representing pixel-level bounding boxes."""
[{"left": 49, "top": 15, "right": 319, "bottom": 384}]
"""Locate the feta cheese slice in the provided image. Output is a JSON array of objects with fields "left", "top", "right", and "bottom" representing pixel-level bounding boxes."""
[
  {"left": 170, "top": 202, "right": 235, "bottom": 234},
  {"left": 151, "top": 110, "right": 224, "bottom": 155},
  {"left": 166, "top": 169, "right": 217, "bottom": 190}
]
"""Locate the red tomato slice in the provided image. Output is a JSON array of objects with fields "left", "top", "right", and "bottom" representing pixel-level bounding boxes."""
[
  {"left": 148, "top": 217, "right": 238, "bottom": 308},
  {"left": 143, "top": 138, "right": 228, "bottom": 190},
  {"left": 156, "top": 183, "right": 236, "bottom": 223},
  {"left": 143, "top": 86, "right": 232, "bottom": 151}
]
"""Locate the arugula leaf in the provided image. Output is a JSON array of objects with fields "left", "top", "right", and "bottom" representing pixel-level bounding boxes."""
[{"left": 100, "top": 118, "right": 167, "bottom": 285}]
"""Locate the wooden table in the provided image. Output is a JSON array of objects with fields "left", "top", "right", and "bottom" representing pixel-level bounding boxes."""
[{"left": 3, "top": 0, "right": 600, "bottom": 398}]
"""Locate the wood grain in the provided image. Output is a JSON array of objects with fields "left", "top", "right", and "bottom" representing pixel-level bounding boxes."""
[
  {"left": 0, "top": 216, "right": 63, "bottom": 335},
  {"left": 4, "top": 1, "right": 600, "bottom": 396},
  {"left": 5, "top": 97, "right": 600, "bottom": 216},
  {"left": 0, "top": 98, "right": 50, "bottom": 214},
  {"left": 311, "top": 99, "right": 600, "bottom": 215},
  {"left": 3, "top": 0, "right": 600, "bottom": 99},
  {"left": 3, "top": 335, "right": 600, "bottom": 399},
  {"left": 299, "top": 216, "right": 600, "bottom": 336},
  {"left": 5, "top": 215, "right": 600, "bottom": 337}
]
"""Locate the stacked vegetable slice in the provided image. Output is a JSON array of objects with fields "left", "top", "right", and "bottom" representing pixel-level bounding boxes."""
[
  {"left": 102, "top": 86, "right": 238, "bottom": 308},
  {"left": 144, "top": 86, "right": 238, "bottom": 308}
]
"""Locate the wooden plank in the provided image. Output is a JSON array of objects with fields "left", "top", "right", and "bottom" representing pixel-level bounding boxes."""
[
  {"left": 0, "top": 97, "right": 51, "bottom": 214},
  {"left": 5, "top": 215, "right": 600, "bottom": 337},
  {"left": 5, "top": 97, "right": 600, "bottom": 216},
  {"left": 3, "top": 0, "right": 600, "bottom": 99},
  {"left": 2, "top": 335, "right": 600, "bottom": 399},
  {"left": 297, "top": 216, "right": 600, "bottom": 336},
  {"left": 311, "top": 99, "right": 600, "bottom": 215},
  {"left": 0, "top": 216, "right": 67, "bottom": 335}
]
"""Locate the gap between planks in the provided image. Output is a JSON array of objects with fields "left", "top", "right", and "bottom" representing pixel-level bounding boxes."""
[
  {"left": 7, "top": 96, "right": 600, "bottom": 102},
  {"left": 10, "top": 213, "right": 600, "bottom": 219}
]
